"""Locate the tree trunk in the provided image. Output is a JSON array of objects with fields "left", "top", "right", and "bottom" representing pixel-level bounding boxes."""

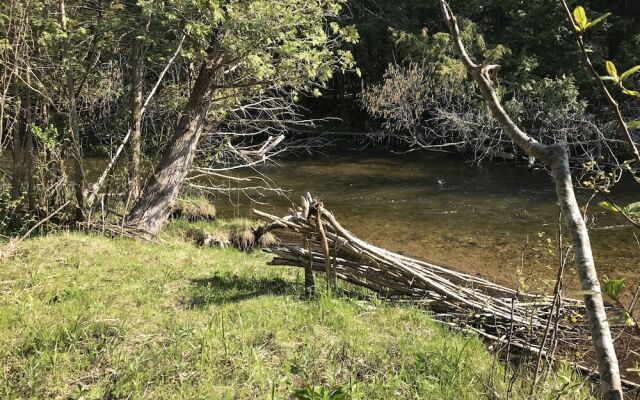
[
  {"left": 128, "top": 28, "right": 146, "bottom": 201},
  {"left": 547, "top": 147, "right": 621, "bottom": 398},
  {"left": 59, "top": 0, "right": 85, "bottom": 221},
  {"left": 125, "top": 59, "right": 219, "bottom": 235},
  {"left": 26, "top": 99, "right": 34, "bottom": 211},
  {"left": 336, "top": 72, "right": 350, "bottom": 129},
  {"left": 10, "top": 96, "right": 23, "bottom": 200},
  {"left": 440, "top": 2, "right": 622, "bottom": 398},
  {"left": 86, "top": 35, "right": 185, "bottom": 212}
]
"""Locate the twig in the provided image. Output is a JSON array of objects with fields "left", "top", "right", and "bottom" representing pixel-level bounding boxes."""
[
  {"left": 559, "top": 0, "right": 640, "bottom": 165},
  {"left": 1, "top": 201, "right": 70, "bottom": 259}
]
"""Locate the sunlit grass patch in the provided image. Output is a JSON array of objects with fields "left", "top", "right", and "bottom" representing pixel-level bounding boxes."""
[{"left": 0, "top": 227, "right": 593, "bottom": 399}]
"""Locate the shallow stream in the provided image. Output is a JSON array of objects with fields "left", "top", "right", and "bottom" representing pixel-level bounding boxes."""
[{"left": 213, "top": 149, "right": 639, "bottom": 294}]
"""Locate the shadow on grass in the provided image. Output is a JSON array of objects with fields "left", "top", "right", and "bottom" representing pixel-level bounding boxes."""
[{"left": 187, "top": 273, "right": 294, "bottom": 308}]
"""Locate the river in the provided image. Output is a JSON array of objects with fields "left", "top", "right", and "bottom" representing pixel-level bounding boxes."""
[{"left": 212, "top": 149, "right": 639, "bottom": 294}]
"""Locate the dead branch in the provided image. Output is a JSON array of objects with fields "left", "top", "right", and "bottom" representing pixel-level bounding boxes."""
[{"left": 254, "top": 194, "right": 640, "bottom": 392}]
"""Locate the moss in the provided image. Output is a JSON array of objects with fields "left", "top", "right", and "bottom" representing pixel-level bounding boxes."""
[
  {"left": 179, "top": 218, "right": 277, "bottom": 251},
  {"left": 0, "top": 226, "right": 593, "bottom": 399},
  {"left": 171, "top": 196, "right": 217, "bottom": 222}
]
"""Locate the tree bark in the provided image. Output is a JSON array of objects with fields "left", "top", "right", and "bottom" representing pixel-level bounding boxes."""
[
  {"left": 127, "top": 13, "right": 150, "bottom": 201},
  {"left": 25, "top": 97, "right": 34, "bottom": 211},
  {"left": 125, "top": 58, "right": 219, "bottom": 235},
  {"left": 128, "top": 29, "right": 145, "bottom": 201},
  {"left": 439, "top": 2, "right": 622, "bottom": 398},
  {"left": 336, "top": 72, "right": 350, "bottom": 129},
  {"left": 59, "top": 0, "right": 85, "bottom": 221},
  {"left": 10, "top": 95, "right": 23, "bottom": 201}
]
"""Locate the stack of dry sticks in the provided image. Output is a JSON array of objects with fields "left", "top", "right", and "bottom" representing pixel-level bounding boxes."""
[{"left": 254, "top": 193, "right": 640, "bottom": 390}]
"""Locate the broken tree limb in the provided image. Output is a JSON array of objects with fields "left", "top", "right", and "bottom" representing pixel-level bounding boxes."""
[{"left": 315, "top": 203, "right": 333, "bottom": 293}]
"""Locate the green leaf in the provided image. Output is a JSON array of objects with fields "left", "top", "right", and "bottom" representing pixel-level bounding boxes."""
[
  {"left": 623, "top": 89, "right": 640, "bottom": 98},
  {"left": 622, "top": 201, "right": 640, "bottom": 215},
  {"left": 623, "top": 311, "right": 636, "bottom": 327},
  {"left": 573, "top": 6, "right": 588, "bottom": 30},
  {"left": 598, "top": 201, "right": 619, "bottom": 214},
  {"left": 0, "top": 38, "right": 11, "bottom": 51},
  {"left": 605, "top": 60, "right": 618, "bottom": 81},
  {"left": 602, "top": 275, "right": 625, "bottom": 301},
  {"left": 626, "top": 121, "right": 640, "bottom": 129},
  {"left": 110, "top": 3, "right": 125, "bottom": 12},
  {"left": 585, "top": 12, "right": 611, "bottom": 29},
  {"left": 329, "top": 384, "right": 351, "bottom": 400},
  {"left": 620, "top": 65, "right": 640, "bottom": 81}
]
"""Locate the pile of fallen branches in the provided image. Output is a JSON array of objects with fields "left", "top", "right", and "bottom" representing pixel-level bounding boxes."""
[{"left": 254, "top": 193, "right": 640, "bottom": 390}]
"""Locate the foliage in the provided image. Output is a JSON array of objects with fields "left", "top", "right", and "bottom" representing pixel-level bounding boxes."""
[
  {"left": 572, "top": 6, "right": 610, "bottom": 33},
  {"left": 601, "top": 275, "right": 626, "bottom": 302},
  {"left": 601, "top": 60, "right": 640, "bottom": 99},
  {"left": 362, "top": 45, "right": 600, "bottom": 164},
  {"left": 292, "top": 382, "right": 358, "bottom": 400},
  {"left": 598, "top": 201, "right": 640, "bottom": 218},
  {"left": 599, "top": 274, "right": 638, "bottom": 331},
  {"left": 1, "top": 0, "right": 361, "bottom": 225}
]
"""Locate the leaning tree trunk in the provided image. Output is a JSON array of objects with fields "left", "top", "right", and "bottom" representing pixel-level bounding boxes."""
[
  {"left": 440, "top": 2, "right": 622, "bottom": 399},
  {"left": 125, "top": 59, "right": 219, "bottom": 235}
]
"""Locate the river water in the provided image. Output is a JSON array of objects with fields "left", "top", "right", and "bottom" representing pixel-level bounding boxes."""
[{"left": 213, "top": 149, "right": 639, "bottom": 294}]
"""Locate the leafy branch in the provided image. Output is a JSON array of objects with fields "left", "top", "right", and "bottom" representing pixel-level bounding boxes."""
[
  {"left": 601, "top": 276, "right": 640, "bottom": 335},
  {"left": 560, "top": 2, "right": 640, "bottom": 166}
]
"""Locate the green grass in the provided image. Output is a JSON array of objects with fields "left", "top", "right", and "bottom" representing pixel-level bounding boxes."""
[{"left": 0, "top": 221, "right": 593, "bottom": 399}]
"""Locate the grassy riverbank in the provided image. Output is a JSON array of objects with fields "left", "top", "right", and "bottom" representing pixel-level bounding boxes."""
[{"left": 0, "top": 220, "right": 591, "bottom": 399}]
